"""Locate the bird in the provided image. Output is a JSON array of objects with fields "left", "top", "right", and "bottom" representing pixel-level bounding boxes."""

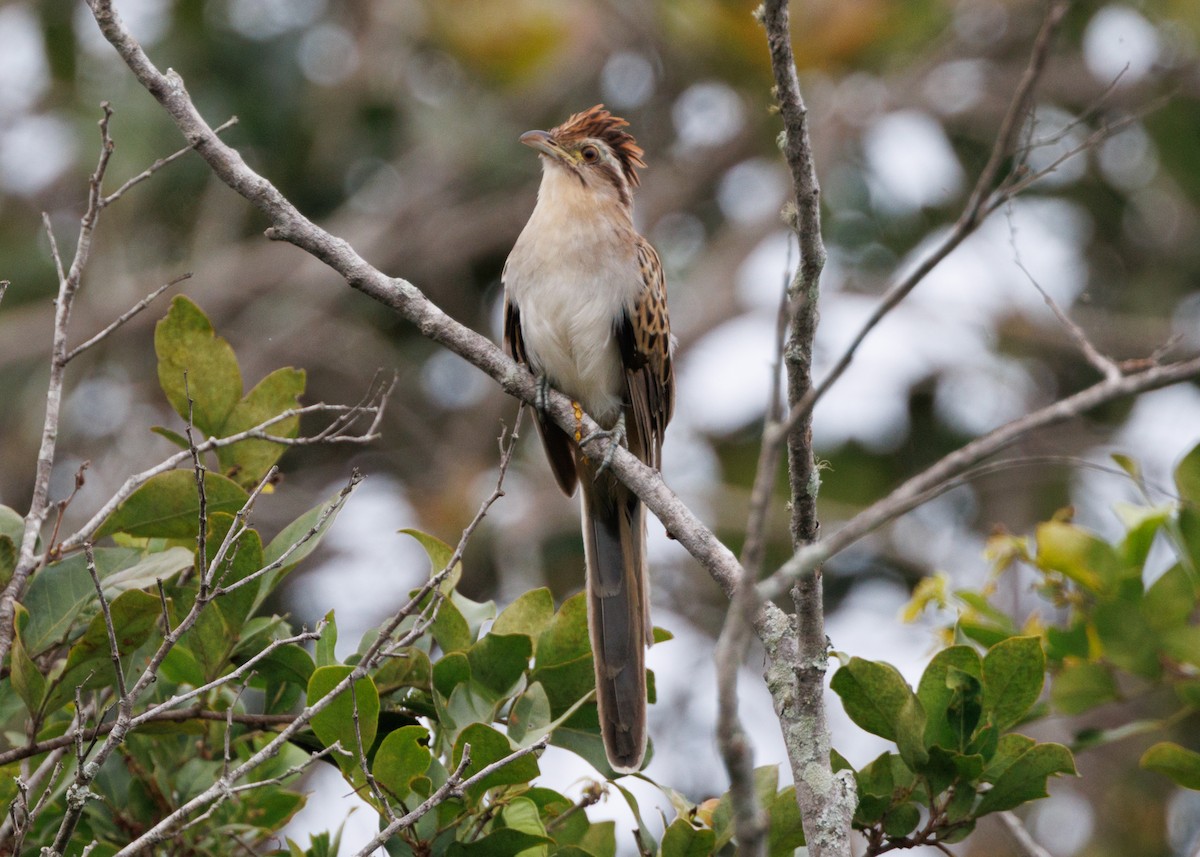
[{"left": 502, "top": 105, "right": 674, "bottom": 773}]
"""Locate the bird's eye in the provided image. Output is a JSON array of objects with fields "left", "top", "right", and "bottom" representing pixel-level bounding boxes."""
[{"left": 581, "top": 145, "right": 600, "bottom": 163}]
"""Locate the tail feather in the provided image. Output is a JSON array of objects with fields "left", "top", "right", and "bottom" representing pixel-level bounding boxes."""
[{"left": 580, "top": 465, "right": 649, "bottom": 773}]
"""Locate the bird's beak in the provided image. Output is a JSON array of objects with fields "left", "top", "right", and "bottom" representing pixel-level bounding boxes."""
[{"left": 520, "top": 129, "right": 564, "bottom": 160}]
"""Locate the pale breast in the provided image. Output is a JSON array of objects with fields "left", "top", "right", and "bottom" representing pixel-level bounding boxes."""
[{"left": 506, "top": 182, "right": 642, "bottom": 426}]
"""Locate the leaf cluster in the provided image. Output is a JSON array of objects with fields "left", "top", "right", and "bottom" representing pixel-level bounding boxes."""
[{"left": 1, "top": 298, "right": 802, "bottom": 857}]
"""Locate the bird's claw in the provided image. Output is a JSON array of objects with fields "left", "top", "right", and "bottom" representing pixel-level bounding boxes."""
[
  {"left": 580, "top": 414, "right": 626, "bottom": 479},
  {"left": 534, "top": 373, "right": 552, "bottom": 416}
]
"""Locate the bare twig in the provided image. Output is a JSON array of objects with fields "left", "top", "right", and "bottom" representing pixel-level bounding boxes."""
[
  {"left": 999, "top": 811, "right": 1053, "bottom": 857},
  {"left": 0, "top": 103, "right": 117, "bottom": 668},
  {"left": 65, "top": 273, "right": 191, "bottom": 364},
  {"left": 42, "top": 213, "right": 67, "bottom": 286},
  {"left": 84, "top": 544, "right": 128, "bottom": 701},
  {"left": 0, "top": 709, "right": 296, "bottom": 768},
  {"left": 1005, "top": 205, "right": 1121, "bottom": 381},
  {"left": 0, "top": 280, "right": 9, "bottom": 308},
  {"left": 763, "top": 354, "right": 1200, "bottom": 598},
  {"left": 351, "top": 738, "right": 550, "bottom": 857},
  {"left": 775, "top": 0, "right": 1071, "bottom": 441},
  {"left": 57, "top": 396, "right": 386, "bottom": 556},
  {"left": 102, "top": 116, "right": 238, "bottom": 206}
]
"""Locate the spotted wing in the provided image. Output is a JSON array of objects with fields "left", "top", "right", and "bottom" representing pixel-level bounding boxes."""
[{"left": 616, "top": 238, "right": 674, "bottom": 470}]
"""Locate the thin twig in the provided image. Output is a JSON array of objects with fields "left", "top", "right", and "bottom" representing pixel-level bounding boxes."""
[
  {"left": 0, "top": 708, "right": 297, "bottom": 768},
  {"left": 84, "top": 543, "right": 128, "bottom": 700},
  {"left": 42, "top": 212, "right": 67, "bottom": 286},
  {"left": 0, "top": 103, "right": 117, "bottom": 668},
  {"left": 1004, "top": 204, "right": 1121, "bottom": 380},
  {"left": 57, "top": 396, "right": 385, "bottom": 556},
  {"left": 65, "top": 273, "right": 191, "bottom": 364},
  {"left": 999, "top": 811, "right": 1053, "bottom": 857},
  {"left": 351, "top": 738, "right": 550, "bottom": 857},
  {"left": 102, "top": 116, "right": 238, "bottom": 206},
  {"left": 774, "top": 0, "right": 1071, "bottom": 442},
  {"left": 763, "top": 353, "right": 1200, "bottom": 598}
]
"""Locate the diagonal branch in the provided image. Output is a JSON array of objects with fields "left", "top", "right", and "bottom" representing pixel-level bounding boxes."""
[
  {"left": 761, "top": 353, "right": 1200, "bottom": 598},
  {"left": 81, "top": 0, "right": 781, "bottom": 642}
]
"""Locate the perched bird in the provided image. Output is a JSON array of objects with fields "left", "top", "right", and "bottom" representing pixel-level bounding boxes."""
[{"left": 503, "top": 105, "right": 674, "bottom": 773}]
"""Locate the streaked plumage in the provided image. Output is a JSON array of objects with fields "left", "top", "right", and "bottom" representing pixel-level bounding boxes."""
[{"left": 503, "top": 106, "right": 674, "bottom": 773}]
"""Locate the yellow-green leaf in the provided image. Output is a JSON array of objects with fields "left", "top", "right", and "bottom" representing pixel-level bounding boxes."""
[{"left": 155, "top": 296, "right": 243, "bottom": 435}]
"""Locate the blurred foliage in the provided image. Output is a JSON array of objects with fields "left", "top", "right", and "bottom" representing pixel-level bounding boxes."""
[{"left": 2, "top": 0, "right": 1200, "bottom": 854}]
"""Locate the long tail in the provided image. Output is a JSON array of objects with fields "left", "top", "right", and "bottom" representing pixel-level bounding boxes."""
[{"left": 579, "top": 463, "right": 650, "bottom": 773}]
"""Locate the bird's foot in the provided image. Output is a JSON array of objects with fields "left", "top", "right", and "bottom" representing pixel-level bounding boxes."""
[
  {"left": 534, "top": 373, "right": 552, "bottom": 416},
  {"left": 580, "top": 414, "right": 626, "bottom": 478}
]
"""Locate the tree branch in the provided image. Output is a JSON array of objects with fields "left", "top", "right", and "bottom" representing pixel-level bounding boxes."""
[
  {"left": 762, "top": 353, "right": 1200, "bottom": 598},
  {"left": 0, "top": 102, "right": 117, "bottom": 670},
  {"left": 758, "top": 1, "right": 856, "bottom": 853}
]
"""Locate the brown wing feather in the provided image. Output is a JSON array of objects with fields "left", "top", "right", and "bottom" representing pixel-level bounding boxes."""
[
  {"left": 617, "top": 238, "right": 674, "bottom": 471},
  {"left": 504, "top": 297, "right": 579, "bottom": 497}
]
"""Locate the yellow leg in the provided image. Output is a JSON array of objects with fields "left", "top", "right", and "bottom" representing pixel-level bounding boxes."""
[{"left": 572, "top": 401, "right": 586, "bottom": 462}]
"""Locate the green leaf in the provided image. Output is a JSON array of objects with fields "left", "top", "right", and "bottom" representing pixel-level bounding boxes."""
[
  {"left": 216, "top": 367, "right": 305, "bottom": 488},
  {"left": 375, "top": 647, "right": 432, "bottom": 695},
  {"left": 445, "top": 828, "right": 552, "bottom": 857},
  {"left": 0, "top": 535, "right": 14, "bottom": 592},
  {"left": 102, "top": 546, "right": 196, "bottom": 594},
  {"left": 982, "top": 636, "right": 1044, "bottom": 730},
  {"left": 400, "top": 528, "right": 458, "bottom": 585},
  {"left": 1115, "top": 502, "right": 1172, "bottom": 567},
  {"left": 468, "top": 633, "right": 533, "bottom": 699},
  {"left": 917, "top": 646, "right": 983, "bottom": 751},
  {"left": 22, "top": 547, "right": 189, "bottom": 655},
  {"left": 373, "top": 725, "right": 432, "bottom": 801},
  {"left": 982, "top": 734, "right": 1036, "bottom": 782},
  {"left": 432, "top": 597, "right": 473, "bottom": 654},
  {"left": 509, "top": 682, "right": 552, "bottom": 746},
  {"left": 882, "top": 802, "right": 920, "bottom": 838},
  {"left": 492, "top": 588, "right": 555, "bottom": 648},
  {"left": 1045, "top": 621, "right": 1089, "bottom": 663},
  {"left": 1163, "top": 625, "right": 1200, "bottom": 668},
  {"left": 306, "top": 667, "right": 379, "bottom": 781},
  {"left": 259, "top": 487, "right": 349, "bottom": 598},
  {"left": 974, "top": 743, "right": 1076, "bottom": 816},
  {"left": 10, "top": 606, "right": 45, "bottom": 716},
  {"left": 206, "top": 514, "right": 264, "bottom": 630},
  {"left": 1143, "top": 564, "right": 1196, "bottom": 631},
  {"left": 1094, "top": 600, "right": 1161, "bottom": 679},
  {"left": 659, "top": 818, "right": 715, "bottom": 857},
  {"left": 896, "top": 694, "right": 929, "bottom": 769},
  {"left": 1051, "top": 661, "right": 1118, "bottom": 715},
  {"left": 1176, "top": 442, "right": 1200, "bottom": 506},
  {"left": 451, "top": 723, "right": 540, "bottom": 800},
  {"left": 46, "top": 590, "right": 163, "bottom": 710},
  {"left": 316, "top": 610, "right": 338, "bottom": 667},
  {"left": 531, "top": 594, "right": 595, "bottom": 716},
  {"left": 1141, "top": 741, "right": 1200, "bottom": 789},
  {"left": 155, "top": 295, "right": 243, "bottom": 435},
  {"left": 830, "top": 657, "right": 920, "bottom": 743},
  {"left": 1035, "top": 522, "right": 1128, "bottom": 593},
  {"left": 0, "top": 505, "right": 24, "bottom": 543},
  {"left": 151, "top": 425, "right": 189, "bottom": 449},
  {"left": 95, "top": 470, "right": 250, "bottom": 539},
  {"left": 767, "top": 786, "right": 806, "bottom": 854}
]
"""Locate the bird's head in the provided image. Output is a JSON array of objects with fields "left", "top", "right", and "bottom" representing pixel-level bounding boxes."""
[{"left": 520, "top": 105, "right": 646, "bottom": 207}]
